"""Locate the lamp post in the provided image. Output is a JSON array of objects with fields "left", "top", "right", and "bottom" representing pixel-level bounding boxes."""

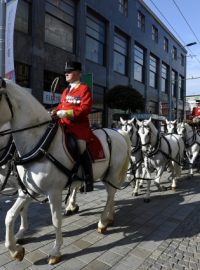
[
  {"left": 182, "top": 42, "right": 197, "bottom": 121},
  {"left": 0, "top": 0, "right": 6, "bottom": 77},
  {"left": 168, "top": 41, "right": 197, "bottom": 121}
]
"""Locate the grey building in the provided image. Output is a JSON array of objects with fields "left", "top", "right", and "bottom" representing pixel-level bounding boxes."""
[{"left": 13, "top": 0, "right": 187, "bottom": 127}]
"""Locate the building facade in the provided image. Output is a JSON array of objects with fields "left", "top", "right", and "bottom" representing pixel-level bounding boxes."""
[{"left": 13, "top": 0, "right": 187, "bottom": 127}]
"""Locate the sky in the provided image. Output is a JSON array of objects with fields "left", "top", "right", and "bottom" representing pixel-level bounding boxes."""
[{"left": 143, "top": 0, "right": 200, "bottom": 96}]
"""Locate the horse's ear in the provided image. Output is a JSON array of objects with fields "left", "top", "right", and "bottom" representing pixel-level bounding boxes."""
[
  {"left": 173, "top": 119, "right": 177, "bottom": 124},
  {"left": 166, "top": 119, "right": 169, "bottom": 124},
  {"left": 137, "top": 119, "right": 142, "bottom": 126},
  {"left": 0, "top": 78, "right": 6, "bottom": 89},
  {"left": 129, "top": 117, "right": 135, "bottom": 124},
  {"left": 120, "top": 117, "right": 125, "bottom": 124},
  {"left": 146, "top": 117, "right": 151, "bottom": 124}
]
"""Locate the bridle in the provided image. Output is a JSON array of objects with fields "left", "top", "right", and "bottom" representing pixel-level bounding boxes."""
[{"left": 139, "top": 124, "right": 152, "bottom": 147}]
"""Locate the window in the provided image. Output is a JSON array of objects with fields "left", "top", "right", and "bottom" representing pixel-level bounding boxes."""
[
  {"left": 44, "top": 70, "right": 66, "bottom": 94},
  {"left": 152, "top": 25, "right": 158, "bottom": 43},
  {"left": 171, "top": 70, "right": 177, "bottom": 97},
  {"left": 86, "top": 10, "right": 106, "bottom": 65},
  {"left": 45, "top": 0, "right": 75, "bottom": 52},
  {"left": 15, "top": 62, "right": 30, "bottom": 87},
  {"left": 149, "top": 54, "right": 158, "bottom": 88},
  {"left": 134, "top": 43, "right": 145, "bottom": 83},
  {"left": 15, "top": 0, "right": 31, "bottom": 33},
  {"left": 181, "top": 54, "right": 185, "bottom": 66},
  {"left": 178, "top": 75, "right": 184, "bottom": 100},
  {"left": 89, "top": 84, "right": 105, "bottom": 128},
  {"left": 172, "top": 46, "right": 177, "bottom": 60},
  {"left": 164, "top": 37, "right": 168, "bottom": 52},
  {"left": 161, "top": 63, "right": 168, "bottom": 93},
  {"left": 113, "top": 29, "right": 128, "bottom": 75},
  {"left": 137, "top": 11, "right": 145, "bottom": 32},
  {"left": 118, "top": 0, "right": 128, "bottom": 16}
]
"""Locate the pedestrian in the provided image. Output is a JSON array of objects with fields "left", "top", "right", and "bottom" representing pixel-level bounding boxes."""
[{"left": 54, "top": 61, "right": 93, "bottom": 192}]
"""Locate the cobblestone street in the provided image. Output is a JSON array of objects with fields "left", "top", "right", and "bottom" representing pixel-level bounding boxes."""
[{"left": 1, "top": 171, "right": 200, "bottom": 270}]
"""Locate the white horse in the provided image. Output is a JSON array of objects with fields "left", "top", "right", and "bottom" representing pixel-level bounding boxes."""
[
  {"left": 0, "top": 122, "right": 33, "bottom": 242},
  {"left": 177, "top": 122, "right": 200, "bottom": 176},
  {"left": 165, "top": 119, "right": 177, "bottom": 134},
  {"left": 120, "top": 117, "right": 151, "bottom": 201},
  {"left": 0, "top": 79, "right": 130, "bottom": 265},
  {"left": 137, "top": 118, "right": 184, "bottom": 191}
]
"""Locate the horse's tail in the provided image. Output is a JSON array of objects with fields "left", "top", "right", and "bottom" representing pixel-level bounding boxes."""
[{"left": 117, "top": 130, "right": 131, "bottom": 181}]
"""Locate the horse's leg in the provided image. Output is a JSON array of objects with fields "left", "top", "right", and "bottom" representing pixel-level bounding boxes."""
[
  {"left": 48, "top": 191, "right": 63, "bottom": 265},
  {"left": 133, "top": 167, "right": 141, "bottom": 196},
  {"left": 5, "top": 192, "right": 31, "bottom": 261},
  {"left": 97, "top": 184, "right": 116, "bottom": 234},
  {"left": 154, "top": 166, "right": 167, "bottom": 191},
  {"left": 144, "top": 179, "right": 151, "bottom": 203},
  {"left": 188, "top": 151, "right": 198, "bottom": 176},
  {"left": 143, "top": 169, "right": 151, "bottom": 203},
  {"left": 15, "top": 195, "right": 31, "bottom": 241},
  {"left": 63, "top": 187, "right": 79, "bottom": 216},
  {"left": 167, "top": 162, "right": 177, "bottom": 191}
]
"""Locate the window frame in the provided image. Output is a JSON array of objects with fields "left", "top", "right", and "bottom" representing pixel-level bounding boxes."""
[
  {"left": 149, "top": 54, "right": 158, "bottom": 89},
  {"left": 113, "top": 28, "right": 129, "bottom": 75},
  {"left": 85, "top": 10, "right": 106, "bottom": 65},
  {"left": 137, "top": 11, "right": 145, "bottom": 32},
  {"left": 152, "top": 25, "right": 158, "bottom": 43},
  {"left": 118, "top": 0, "right": 128, "bottom": 16},
  {"left": 134, "top": 43, "right": 145, "bottom": 83}
]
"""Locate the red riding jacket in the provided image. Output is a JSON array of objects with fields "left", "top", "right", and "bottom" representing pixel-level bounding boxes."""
[{"left": 56, "top": 83, "right": 93, "bottom": 142}]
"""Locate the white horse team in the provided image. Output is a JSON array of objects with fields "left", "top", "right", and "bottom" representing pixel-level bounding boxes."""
[{"left": 0, "top": 79, "right": 198, "bottom": 265}]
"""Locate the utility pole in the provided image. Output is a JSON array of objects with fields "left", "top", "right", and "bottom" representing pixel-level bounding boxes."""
[{"left": 0, "top": 0, "right": 6, "bottom": 77}]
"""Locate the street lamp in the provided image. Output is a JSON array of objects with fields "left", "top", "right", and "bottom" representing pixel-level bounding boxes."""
[
  {"left": 168, "top": 41, "right": 197, "bottom": 121},
  {"left": 184, "top": 42, "right": 197, "bottom": 47},
  {"left": 182, "top": 42, "right": 197, "bottom": 121}
]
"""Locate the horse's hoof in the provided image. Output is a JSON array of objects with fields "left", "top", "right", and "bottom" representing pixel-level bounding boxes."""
[
  {"left": 144, "top": 198, "right": 150, "bottom": 203},
  {"left": 172, "top": 187, "right": 176, "bottom": 192},
  {"left": 48, "top": 256, "right": 61, "bottom": 265},
  {"left": 107, "top": 219, "right": 114, "bottom": 226},
  {"left": 13, "top": 247, "right": 25, "bottom": 261},
  {"left": 97, "top": 227, "right": 107, "bottom": 234},
  {"left": 134, "top": 192, "right": 138, "bottom": 196},
  {"left": 63, "top": 206, "right": 79, "bottom": 216}
]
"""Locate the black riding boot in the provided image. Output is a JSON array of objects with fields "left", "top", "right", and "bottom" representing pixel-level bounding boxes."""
[{"left": 79, "top": 150, "right": 93, "bottom": 193}]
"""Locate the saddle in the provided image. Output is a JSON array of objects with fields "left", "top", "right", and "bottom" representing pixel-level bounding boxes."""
[{"left": 62, "top": 127, "right": 105, "bottom": 162}]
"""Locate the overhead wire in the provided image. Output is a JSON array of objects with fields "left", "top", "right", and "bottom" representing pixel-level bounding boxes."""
[
  {"left": 171, "top": 0, "right": 200, "bottom": 65},
  {"left": 148, "top": 0, "right": 200, "bottom": 67},
  {"left": 171, "top": 0, "right": 200, "bottom": 45}
]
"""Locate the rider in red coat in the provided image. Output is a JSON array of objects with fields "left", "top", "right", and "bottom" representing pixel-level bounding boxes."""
[{"left": 55, "top": 61, "right": 93, "bottom": 193}]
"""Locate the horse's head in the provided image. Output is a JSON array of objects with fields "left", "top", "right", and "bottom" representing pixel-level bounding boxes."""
[
  {"left": 120, "top": 117, "right": 138, "bottom": 144},
  {"left": 177, "top": 122, "right": 186, "bottom": 137},
  {"left": 0, "top": 78, "right": 13, "bottom": 124},
  {"left": 137, "top": 118, "right": 153, "bottom": 150},
  {"left": 166, "top": 119, "right": 177, "bottom": 134}
]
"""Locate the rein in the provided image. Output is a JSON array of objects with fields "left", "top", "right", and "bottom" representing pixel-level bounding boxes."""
[{"left": 0, "top": 120, "right": 52, "bottom": 136}]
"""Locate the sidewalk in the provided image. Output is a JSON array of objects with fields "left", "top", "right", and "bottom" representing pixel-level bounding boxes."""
[{"left": 0, "top": 171, "right": 200, "bottom": 270}]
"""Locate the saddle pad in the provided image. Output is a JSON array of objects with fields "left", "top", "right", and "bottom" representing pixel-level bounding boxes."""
[{"left": 87, "top": 132, "right": 106, "bottom": 162}]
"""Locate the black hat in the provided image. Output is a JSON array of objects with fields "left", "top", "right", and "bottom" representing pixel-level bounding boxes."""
[{"left": 65, "top": 61, "right": 82, "bottom": 72}]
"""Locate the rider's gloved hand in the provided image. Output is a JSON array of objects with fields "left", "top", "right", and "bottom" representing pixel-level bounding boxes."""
[{"left": 56, "top": 110, "right": 74, "bottom": 120}]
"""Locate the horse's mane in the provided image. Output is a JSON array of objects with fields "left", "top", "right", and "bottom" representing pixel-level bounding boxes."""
[
  {"left": 5, "top": 80, "right": 50, "bottom": 119},
  {"left": 145, "top": 120, "right": 158, "bottom": 134}
]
